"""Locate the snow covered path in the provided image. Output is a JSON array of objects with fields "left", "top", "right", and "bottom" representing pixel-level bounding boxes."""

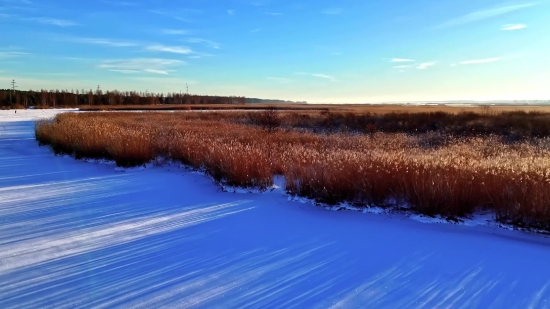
[{"left": 1, "top": 110, "right": 550, "bottom": 308}]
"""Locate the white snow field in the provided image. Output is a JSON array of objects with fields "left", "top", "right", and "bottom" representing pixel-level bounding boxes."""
[{"left": 1, "top": 109, "right": 550, "bottom": 309}]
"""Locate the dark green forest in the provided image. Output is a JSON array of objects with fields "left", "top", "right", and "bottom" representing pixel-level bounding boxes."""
[{"left": 0, "top": 89, "right": 246, "bottom": 108}]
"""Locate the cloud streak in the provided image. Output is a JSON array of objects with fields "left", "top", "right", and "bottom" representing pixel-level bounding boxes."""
[
  {"left": 186, "top": 38, "right": 220, "bottom": 49},
  {"left": 99, "top": 58, "right": 185, "bottom": 75},
  {"left": 69, "top": 37, "right": 210, "bottom": 59},
  {"left": 459, "top": 57, "right": 501, "bottom": 64},
  {"left": 311, "top": 73, "right": 336, "bottom": 80},
  {"left": 144, "top": 69, "right": 169, "bottom": 75},
  {"left": 391, "top": 58, "right": 415, "bottom": 62},
  {"left": 393, "top": 65, "right": 413, "bottom": 69},
  {"left": 295, "top": 72, "right": 337, "bottom": 81},
  {"left": 149, "top": 9, "right": 198, "bottom": 22},
  {"left": 267, "top": 77, "right": 292, "bottom": 84},
  {"left": 0, "top": 51, "right": 30, "bottom": 59},
  {"left": 417, "top": 62, "right": 436, "bottom": 69},
  {"left": 71, "top": 38, "right": 137, "bottom": 47},
  {"left": 436, "top": 3, "right": 535, "bottom": 28},
  {"left": 502, "top": 24, "right": 526, "bottom": 30},
  {"left": 108, "top": 69, "right": 140, "bottom": 74},
  {"left": 146, "top": 45, "right": 193, "bottom": 54},
  {"left": 161, "top": 29, "right": 189, "bottom": 35},
  {"left": 26, "top": 17, "right": 77, "bottom": 26}
]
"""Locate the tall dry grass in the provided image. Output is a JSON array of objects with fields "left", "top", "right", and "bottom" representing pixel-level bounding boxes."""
[
  {"left": 85, "top": 109, "right": 550, "bottom": 139},
  {"left": 35, "top": 112, "right": 550, "bottom": 230}
]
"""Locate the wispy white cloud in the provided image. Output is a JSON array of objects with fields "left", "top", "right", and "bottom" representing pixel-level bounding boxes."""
[
  {"left": 311, "top": 73, "right": 336, "bottom": 80},
  {"left": 108, "top": 69, "right": 140, "bottom": 74},
  {"left": 149, "top": 9, "right": 198, "bottom": 22},
  {"left": 390, "top": 58, "right": 415, "bottom": 62},
  {"left": 186, "top": 38, "right": 220, "bottom": 49},
  {"left": 146, "top": 44, "right": 192, "bottom": 54},
  {"left": 0, "top": 51, "right": 30, "bottom": 59},
  {"left": 67, "top": 37, "right": 208, "bottom": 59},
  {"left": 417, "top": 62, "right": 436, "bottom": 69},
  {"left": 295, "top": 72, "right": 337, "bottom": 81},
  {"left": 26, "top": 72, "right": 78, "bottom": 77},
  {"left": 322, "top": 8, "right": 343, "bottom": 15},
  {"left": 227, "top": 9, "right": 235, "bottom": 15},
  {"left": 70, "top": 38, "right": 137, "bottom": 47},
  {"left": 265, "top": 12, "right": 283, "bottom": 16},
  {"left": 144, "top": 69, "right": 169, "bottom": 75},
  {"left": 56, "top": 56, "right": 92, "bottom": 61},
  {"left": 161, "top": 29, "right": 190, "bottom": 35},
  {"left": 267, "top": 77, "right": 292, "bottom": 84},
  {"left": 459, "top": 57, "right": 501, "bottom": 65},
  {"left": 502, "top": 23, "right": 526, "bottom": 30},
  {"left": 436, "top": 3, "right": 535, "bottom": 28},
  {"left": 393, "top": 65, "right": 412, "bottom": 68},
  {"left": 26, "top": 17, "right": 77, "bottom": 26},
  {"left": 99, "top": 58, "right": 185, "bottom": 75},
  {"left": 187, "top": 51, "right": 213, "bottom": 59},
  {"left": 99, "top": 58, "right": 184, "bottom": 69},
  {"left": 251, "top": 28, "right": 261, "bottom": 33}
]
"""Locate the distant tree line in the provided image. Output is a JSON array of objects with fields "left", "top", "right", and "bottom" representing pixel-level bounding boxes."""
[
  {"left": 0, "top": 89, "right": 246, "bottom": 107},
  {"left": 246, "top": 98, "right": 307, "bottom": 104}
]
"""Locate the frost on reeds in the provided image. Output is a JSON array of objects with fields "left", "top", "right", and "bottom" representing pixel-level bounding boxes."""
[{"left": 35, "top": 112, "right": 550, "bottom": 230}]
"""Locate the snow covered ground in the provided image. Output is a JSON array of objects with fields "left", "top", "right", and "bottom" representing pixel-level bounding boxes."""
[{"left": 1, "top": 109, "right": 550, "bottom": 308}]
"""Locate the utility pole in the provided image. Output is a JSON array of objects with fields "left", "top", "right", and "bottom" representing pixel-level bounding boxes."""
[{"left": 10, "top": 79, "right": 17, "bottom": 104}]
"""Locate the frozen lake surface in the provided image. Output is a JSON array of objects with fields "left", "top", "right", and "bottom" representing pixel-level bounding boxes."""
[{"left": 1, "top": 110, "right": 549, "bottom": 308}]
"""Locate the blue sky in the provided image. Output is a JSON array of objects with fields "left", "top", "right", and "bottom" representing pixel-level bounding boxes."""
[{"left": 0, "top": 0, "right": 549, "bottom": 102}]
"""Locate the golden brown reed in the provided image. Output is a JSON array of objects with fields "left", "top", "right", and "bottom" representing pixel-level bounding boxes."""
[
  {"left": 35, "top": 112, "right": 550, "bottom": 230},
  {"left": 78, "top": 103, "right": 550, "bottom": 114}
]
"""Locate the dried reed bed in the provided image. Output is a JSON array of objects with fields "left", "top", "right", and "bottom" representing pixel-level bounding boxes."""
[
  {"left": 78, "top": 103, "right": 550, "bottom": 114},
  {"left": 249, "top": 110, "right": 550, "bottom": 138},
  {"left": 85, "top": 109, "right": 550, "bottom": 139},
  {"left": 35, "top": 112, "right": 550, "bottom": 230}
]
